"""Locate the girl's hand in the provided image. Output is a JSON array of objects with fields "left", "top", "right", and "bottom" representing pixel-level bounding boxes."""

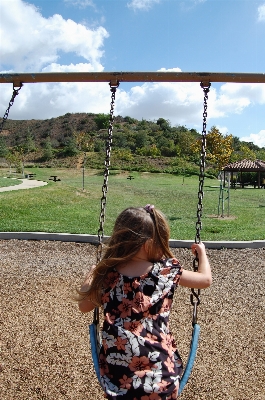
[
  {"left": 78, "top": 266, "right": 97, "bottom": 313},
  {"left": 179, "top": 242, "right": 212, "bottom": 289},
  {"left": 191, "top": 242, "right": 206, "bottom": 258}
]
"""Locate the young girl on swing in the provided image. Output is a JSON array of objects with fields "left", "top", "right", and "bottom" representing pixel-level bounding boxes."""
[{"left": 77, "top": 205, "right": 212, "bottom": 400}]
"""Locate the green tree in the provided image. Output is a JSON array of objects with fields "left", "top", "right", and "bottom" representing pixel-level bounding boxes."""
[
  {"left": 23, "top": 128, "right": 36, "bottom": 153},
  {"left": 191, "top": 126, "right": 233, "bottom": 170},
  {"left": 94, "top": 113, "right": 109, "bottom": 130},
  {"left": 62, "top": 137, "right": 79, "bottom": 157},
  {"left": 156, "top": 118, "right": 171, "bottom": 131},
  {"left": 42, "top": 138, "right": 54, "bottom": 161},
  {"left": 135, "top": 131, "right": 149, "bottom": 149},
  {"left": 113, "top": 131, "right": 128, "bottom": 149},
  {"left": 5, "top": 152, "right": 17, "bottom": 175},
  {"left": 231, "top": 144, "right": 256, "bottom": 161},
  {"left": 0, "top": 136, "right": 8, "bottom": 157},
  {"left": 73, "top": 131, "right": 94, "bottom": 152}
]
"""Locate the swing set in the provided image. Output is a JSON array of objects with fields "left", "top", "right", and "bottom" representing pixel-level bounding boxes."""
[{"left": 1, "top": 71, "right": 264, "bottom": 396}]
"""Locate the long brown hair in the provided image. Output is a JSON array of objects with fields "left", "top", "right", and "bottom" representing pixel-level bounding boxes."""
[{"left": 78, "top": 206, "right": 174, "bottom": 306}]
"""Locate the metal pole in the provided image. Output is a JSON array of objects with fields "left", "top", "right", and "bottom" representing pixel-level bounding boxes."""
[
  {"left": 0, "top": 71, "right": 265, "bottom": 85},
  {"left": 82, "top": 152, "right": 86, "bottom": 191},
  {"left": 227, "top": 174, "right": 230, "bottom": 217},
  {"left": 221, "top": 178, "right": 224, "bottom": 218}
]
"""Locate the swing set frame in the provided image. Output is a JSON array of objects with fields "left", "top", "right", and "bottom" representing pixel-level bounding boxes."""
[
  {"left": 0, "top": 71, "right": 265, "bottom": 86},
  {"left": 1, "top": 71, "right": 264, "bottom": 397}
]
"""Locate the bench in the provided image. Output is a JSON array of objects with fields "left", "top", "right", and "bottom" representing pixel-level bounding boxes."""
[
  {"left": 49, "top": 175, "right": 61, "bottom": 182},
  {"left": 27, "top": 173, "right": 36, "bottom": 179}
]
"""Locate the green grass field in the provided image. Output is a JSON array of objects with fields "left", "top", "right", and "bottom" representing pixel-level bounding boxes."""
[
  {"left": 0, "top": 167, "right": 264, "bottom": 240},
  {"left": 0, "top": 177, "right": 22, "bottom": 188}
]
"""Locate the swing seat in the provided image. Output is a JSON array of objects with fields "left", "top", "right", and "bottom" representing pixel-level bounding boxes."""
[
  {"left": 178, "top": 323, "right": 200, "bottom": 396},
  {"left": 89, "top": 320, "right": 200, "bottom": 396},
  {"left": 89, "top": 322, "right": 102, "bottom": 384}
]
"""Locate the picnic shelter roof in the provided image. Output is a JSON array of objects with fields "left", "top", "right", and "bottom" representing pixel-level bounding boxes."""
[{"left": 223, "top": 159, "right": 265, "bottom": 172}]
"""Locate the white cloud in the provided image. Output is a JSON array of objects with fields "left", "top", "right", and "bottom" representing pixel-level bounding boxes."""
[
  {"left": 258, "top": 3, "right": 265, "bottom": 21},
  {"left": 0, "top": 78, "right": 111, "bottom": 120},
  {"left": 0, "top": 0, "right": 108, "bottom": 72},
  {"left": 208, "top": 83, "right": 265, "bottom": 120},
  {"left": 216, "top": 125, "right": 229, "bottom": 135},
  {"left": 115, "top": 78, "right": 265, "bottom": 129},
  {"left": 116, "top": 80, "right": 204, "bottom": 125},
  {"left": 64, "top": 0, "right": 95, "bottom": 7},
  {"left": 1, "top": 62, "right": 265, "bottom": 134},
  {"left": 0, "top": 0, "right": 110, "bottom": 119},
  {"left": 0, "top": 1, "right": 264, "bottom": 139},
  {"left": 127, "top": 0, "right": 161, "bottom": 11},
  {"left": 241, "top": 130, "right": 265, "bottom": 147}
]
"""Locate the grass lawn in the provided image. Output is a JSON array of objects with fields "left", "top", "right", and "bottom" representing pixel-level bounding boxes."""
[
  {"left": 0, "top": 167, "right": 264, "bottom": 241},
  {"left": 0, "top": 177, "right": 22, "bottom": 188}
]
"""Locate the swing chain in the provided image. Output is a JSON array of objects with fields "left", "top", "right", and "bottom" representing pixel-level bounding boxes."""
[
  {"left": 0, "top": 83, "right": 23, "bottom": 133},
  {"left": 97, "top": 81, "right": 119, "bottom": 263},
  {"left": 191, "top": 81, "right": 211, "bottom": 326}
]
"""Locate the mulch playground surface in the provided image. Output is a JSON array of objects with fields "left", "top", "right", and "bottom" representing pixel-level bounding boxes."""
[{"left": 0, "top": 240, "right": 264, "bottom": 399}]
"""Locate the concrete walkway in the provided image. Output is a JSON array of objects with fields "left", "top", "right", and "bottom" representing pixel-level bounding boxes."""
[{"left": 0, "top": 178, "right": 48, "bottom": 192}]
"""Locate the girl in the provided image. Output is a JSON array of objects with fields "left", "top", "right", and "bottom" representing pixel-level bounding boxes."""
[{"left": 77, "top": 205, "right": 212, "bottom": 400}]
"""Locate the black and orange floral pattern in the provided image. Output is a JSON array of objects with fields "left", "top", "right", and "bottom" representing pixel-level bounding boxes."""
[{"left": 100, "top": 259, "right": 183, "bottom": 400}]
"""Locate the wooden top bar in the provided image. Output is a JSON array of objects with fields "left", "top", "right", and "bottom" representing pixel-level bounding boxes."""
[{"left": 0, "top": 71, "right": 264, "bottom": 86}]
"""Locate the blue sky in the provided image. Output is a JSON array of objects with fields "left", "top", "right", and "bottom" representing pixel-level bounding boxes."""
[{"left": 0, "top": 0, "right": 265, "bottom": 146}]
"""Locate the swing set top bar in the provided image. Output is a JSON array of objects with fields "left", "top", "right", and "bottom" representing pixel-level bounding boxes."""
[{"left": 0, "top": 71, "right": 265, "bottom": 86}]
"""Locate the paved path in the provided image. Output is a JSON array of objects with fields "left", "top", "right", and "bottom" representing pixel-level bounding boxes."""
[{"left": 0, "top": 178, "right": 48, "bottom": 192}]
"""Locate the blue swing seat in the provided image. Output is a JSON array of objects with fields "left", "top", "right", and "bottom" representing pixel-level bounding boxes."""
[
  {"left": 89, "top": 322, "right": 102, "bottom": 384},
  {"left": 178, "top": 323, "right": 200, "bottom": 395},
  {"left": 89, "top": 309, "right": 200, "bottom": 396}
]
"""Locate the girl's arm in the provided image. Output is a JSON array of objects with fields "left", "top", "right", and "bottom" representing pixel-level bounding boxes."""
[
  {"left": 179, "top": 242, "right": 212, "bottom": 289},
  {"left": 78, "top": 266, "right": 97, "bottom": 313}
]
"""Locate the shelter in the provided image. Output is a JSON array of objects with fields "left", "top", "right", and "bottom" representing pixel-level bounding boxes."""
[{"left": 223, "top": 159, "right": 265, "bottom": 188}]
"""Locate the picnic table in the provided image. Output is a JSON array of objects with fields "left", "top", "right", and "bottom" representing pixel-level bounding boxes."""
[
  {"left": 49, "top": 175, "right": 61, "bottom": 182},
  {"left": 27, "top": 173, "right": 36, "bottom": 179}
]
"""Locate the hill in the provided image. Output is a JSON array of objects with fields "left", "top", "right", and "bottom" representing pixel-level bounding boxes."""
[{"left": 0, "top": 113, "right": 264, "bottom": 176}]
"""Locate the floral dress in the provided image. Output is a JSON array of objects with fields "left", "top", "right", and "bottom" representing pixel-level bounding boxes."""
[{"left": 99, "top": 258, "right": 183, "bottom": 400}]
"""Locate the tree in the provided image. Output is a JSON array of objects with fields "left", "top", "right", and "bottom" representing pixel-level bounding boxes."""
[
  {"left": 0, "top": 136, "right": 8, "bottom": 157},
  {"left": 137, "top": 144, "right": 161, "bottom": 157},
  {"left": 174, "top": 127, "right": 199, "bottom": 157},
  {"left": 113, "top": 131, "right": 128, "bottom": 149},
  {"left": 73, "top": 131, "right": 94, "bottom": 152},
  {"left": 6, "top": 147, "right": 25, "bottom": 175},
  {"left": 231, "top": 144, "right": 256, "bottom": 162},
  {"left": 156, "top": 118, "right": 171, "bottom": 131},
  {"left": 94, "top": 114, "right": 109, "bottom": 130},
  {"left": 191, "top": 126, "right": 233, "bottom": 170},
  {"left": 135, "top": 131, "right": 149, "bottom": 149},
  {"left": 23, "top": 128, "right": 36, "bottom": 153},
  {"left": 5, "top": 152, "right": 17, "bottom": 175},
  {"left": 42, "top": 138, "right": 54, "bottom": 161},
  {"left": 63, "top": 137, "right": 79, "bottom": 157}
]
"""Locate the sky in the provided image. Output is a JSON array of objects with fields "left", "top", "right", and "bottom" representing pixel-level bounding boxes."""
[{"left": 0, "top": 0, "right": 265, "bottom": 147}]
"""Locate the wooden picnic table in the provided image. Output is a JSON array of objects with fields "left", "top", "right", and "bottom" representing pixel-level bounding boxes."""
[
  {"left": 49, "top": 176, "right": 61, "bottom": 182},
  {"left": 27, "top": 173, "right": 36, "bottom": 179}
]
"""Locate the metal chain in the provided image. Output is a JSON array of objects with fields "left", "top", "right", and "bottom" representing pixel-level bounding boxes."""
[
  {"left": 190, "top": 81, "right": 211, "bottom": 326},
  {"left": 97, "top": 82, "right": 119, "bottom": 263},
  {"left": 0, "top": 84, "right": 23, "bottom": 133}
]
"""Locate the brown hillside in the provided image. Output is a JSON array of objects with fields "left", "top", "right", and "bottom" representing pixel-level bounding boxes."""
[{"left": 2, "top": 113, "right": 98, "bottom": 147}]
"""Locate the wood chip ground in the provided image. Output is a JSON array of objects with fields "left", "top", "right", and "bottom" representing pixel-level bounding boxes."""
[{"left": 0, "top": 240, "right": 264, "bottom": 399}]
